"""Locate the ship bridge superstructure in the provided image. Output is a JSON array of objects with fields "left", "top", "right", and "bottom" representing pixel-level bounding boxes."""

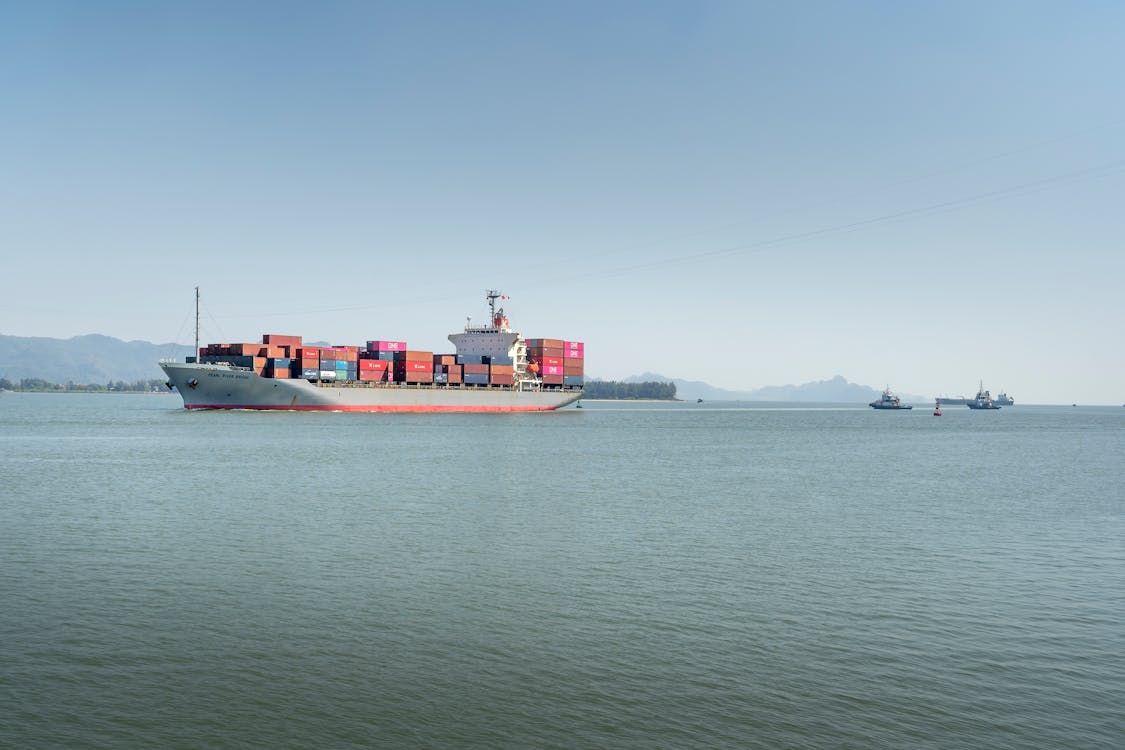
[{"left": 447, "top": 290, "right": 531, "bottom": 381}]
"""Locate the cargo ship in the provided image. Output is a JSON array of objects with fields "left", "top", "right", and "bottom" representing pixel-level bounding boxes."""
[{"left": 160, "top": 290, "right": 584, "bottom": 412}]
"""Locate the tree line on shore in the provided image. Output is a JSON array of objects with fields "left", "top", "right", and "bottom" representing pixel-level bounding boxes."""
[
  {"left": 0, "top": 378, "right": 169, "bottom": 393},
  {"left": 582, "top": 380, "right": 677, "bottom": 400}
]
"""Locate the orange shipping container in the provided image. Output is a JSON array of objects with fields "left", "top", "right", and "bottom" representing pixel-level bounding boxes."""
[
  {"left": 396, "top": 371, "right": 433, "bottom": 384},
  {"left": 397, "top": 350, "right": 433, "bottom": 363},
  {"left": 262, "top": 334, "right": 302, "bottom": 347},
  {"left": 564, "top": 363, "right": 584, "bottom": 376}
]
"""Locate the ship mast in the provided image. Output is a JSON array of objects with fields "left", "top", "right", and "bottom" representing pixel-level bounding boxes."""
[
  {"left": 486, "top": 289, "right": 501, "bottom": 323},
  {"left": 194, "top": 286, "right": 200, "bottom": 361}
]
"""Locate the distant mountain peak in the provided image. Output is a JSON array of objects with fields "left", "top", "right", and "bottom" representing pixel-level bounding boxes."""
[{"left": 614, "top": 372, "right": 888, "bottom": 402}]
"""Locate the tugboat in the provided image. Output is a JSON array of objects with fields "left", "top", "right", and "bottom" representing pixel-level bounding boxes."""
[
  {"left": 870, "top": 386, "right": 913, "bottom": 410},
  {"left": 967, "top": 381, "right": 1002, "bottom": 410},
  {"left": 994, "top": 391, "right": 1014, "bottom": 406}
]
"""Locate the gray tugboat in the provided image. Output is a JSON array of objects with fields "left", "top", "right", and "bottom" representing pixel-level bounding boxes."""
[
  {"left": 967, "top": 381, "right": 1002, "bottom": 410},
  {"left": 870, "top": 386, "right": 913, "bottom": 410}
]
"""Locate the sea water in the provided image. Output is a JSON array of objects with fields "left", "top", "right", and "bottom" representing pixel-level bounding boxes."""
[{"left": 1, "top": 393, "right": 1122, "bottom": 749}]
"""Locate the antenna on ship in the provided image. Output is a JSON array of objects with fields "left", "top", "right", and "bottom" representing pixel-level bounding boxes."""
[
  {"left": 486, "top": 289, "right": 501, "bottom": 322},
  {"left": 194, "top": 286, "right": 200, "bottom": 362}
]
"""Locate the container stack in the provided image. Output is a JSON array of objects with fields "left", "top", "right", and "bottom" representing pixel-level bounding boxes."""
[
  {"left": 192, "top": 330, "right": 584, "bottom": 389},
  {"left": 433, "top": 354, "right": 461, "bottom": 385},
  {"left": 526, "top": 338, "right": 565, "bottom": 386},
  {"left": 563, "top": 340, "right": 584, "bottom": 388},
  {"left": 393, "top": 350, "right": 433, "bottom": 384}
]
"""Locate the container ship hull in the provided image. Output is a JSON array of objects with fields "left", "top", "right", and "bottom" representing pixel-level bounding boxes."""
[{"left": 161, "top": 362, "right": 582, "bottom": 412}]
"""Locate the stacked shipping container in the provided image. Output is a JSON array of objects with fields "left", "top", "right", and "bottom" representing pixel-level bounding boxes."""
[
  {"left": 526, "top": 338, "right": 584, "bottom": 388},
  {"left": 193, "top": 332, "right": 583, "bottom": 388}
]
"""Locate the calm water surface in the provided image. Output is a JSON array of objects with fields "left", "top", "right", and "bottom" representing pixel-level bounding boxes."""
[{"left": 1, "top": 393, "right": 1122, "bottom": 749}]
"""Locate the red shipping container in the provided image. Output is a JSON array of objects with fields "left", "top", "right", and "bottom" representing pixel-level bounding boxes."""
[
  {"left": 564, "top": 363, "right": 584, "bottom": 376},
  {"left": 526, "top": 338, "right": 564, "bottom": 349},
  {"left": 541, "top": 374, "right": 564, "bottom": 385},
  {"left": 541, "top": 365, "right": 564, "bottom": 376},
  {"left": 359, "top": 359, "right": 390, "bottom": 371},
  {"left": 462, "top": 363, "right": 489, "bottom": 375},
  {"left": 395, "top": 360, "right": 431, "bottom": 373},
  {"left": 433, "top": 354, "right": 457, "bottom": 366},
  {"left": 530, "top": 355, "right": 562, "bottom": 366},
  {"left": 358, "top": 370, "right": 389, "bottom": 382},
  {"left": 445, "top": 369, "right": 462, "bottom": 384},
  {"left": 490, "top": 374, "right": 514, "bottom": 385}
]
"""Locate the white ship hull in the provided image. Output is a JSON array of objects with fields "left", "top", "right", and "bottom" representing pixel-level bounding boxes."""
[{"left": 161, "top": 362, "right": 582, "bottom": 412}]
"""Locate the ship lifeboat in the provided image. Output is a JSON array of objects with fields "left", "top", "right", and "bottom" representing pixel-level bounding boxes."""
[{"left": 527, "top": 362, "right": 539, "bottom": 374}]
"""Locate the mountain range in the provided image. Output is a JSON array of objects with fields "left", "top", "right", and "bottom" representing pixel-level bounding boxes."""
[
  {"left": 0, "top": 334, "right": 194, "bottom": 384},
  {"left": 1, "top": 334, "right": 917, "bottom": 402},
  {"left": 624, "top": 373, "right": 926, "bottom": 403}
]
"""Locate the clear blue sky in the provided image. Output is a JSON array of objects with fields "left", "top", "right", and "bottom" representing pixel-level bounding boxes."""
[{"left": 2, "top": 1, "right": 1122, "bottom": 403}]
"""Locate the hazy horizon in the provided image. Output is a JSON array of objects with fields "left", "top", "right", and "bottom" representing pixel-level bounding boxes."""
[{"left": 2, "top": 2, "right": 1122, "bottom": 404}]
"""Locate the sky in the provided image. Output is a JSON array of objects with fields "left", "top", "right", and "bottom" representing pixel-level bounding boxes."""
[{"left": 1, "top": 1, "right": 1123, "bottom": 404}]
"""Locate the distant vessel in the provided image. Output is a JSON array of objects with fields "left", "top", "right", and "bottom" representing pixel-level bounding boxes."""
[
  {"left": 933, "top": 400, "right": 942, "bottom": 416},
  {"left": 967, "top": 381, "right": 1001, "bottom": 410},
  {"left": 870, "top": 386, "right": 912, "bottom": 410},
  {"left": 937, "top": 390, "right": 1014, "bottom": 406}
]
